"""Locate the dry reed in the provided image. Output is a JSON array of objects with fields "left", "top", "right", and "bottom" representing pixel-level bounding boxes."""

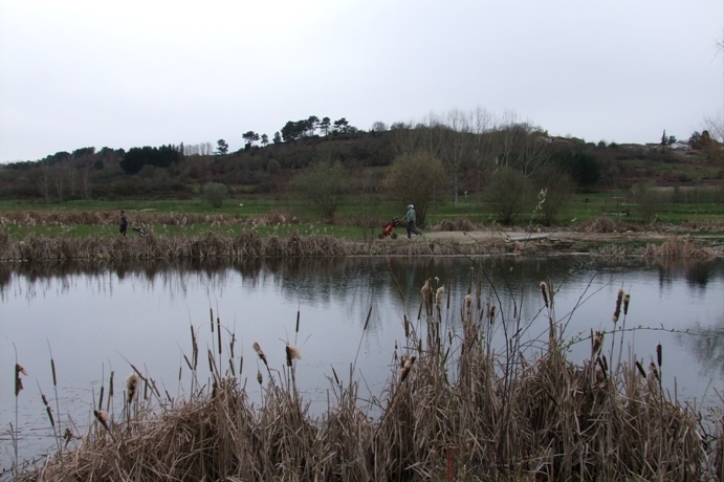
[
  {"left": 643, "top": 236, "right": 715, "bottom": 262},
  {"left": 13, "top": 279, "right": 724, "bottom": 482}
]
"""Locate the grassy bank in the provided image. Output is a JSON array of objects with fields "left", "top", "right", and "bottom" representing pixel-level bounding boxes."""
[
  {"left": 12, "top": 280, "right": 724, "bottom": 481},
  {"left": 2, "top": 188, "right": 724, "bottom": 228}
]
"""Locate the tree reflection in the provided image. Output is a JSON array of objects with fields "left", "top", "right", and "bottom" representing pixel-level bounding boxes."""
[{"left": 682, "top": 323, "right": 724, "bottom": 377}]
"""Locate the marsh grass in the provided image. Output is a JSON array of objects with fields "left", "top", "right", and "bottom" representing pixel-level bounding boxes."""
[
  {"left": 11, "top": 274, "right": 723, "bottom": 482},
  {"left": 0, "top": 230, "right": 516, "bottom": 262},
  {"left": 644, "top": 236, "right": 716, "bottom": 262}
]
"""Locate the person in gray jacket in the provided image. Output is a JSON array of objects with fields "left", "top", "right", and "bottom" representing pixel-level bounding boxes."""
[{"left": 402, "top": 204, "right": 421, "bottom": 239}]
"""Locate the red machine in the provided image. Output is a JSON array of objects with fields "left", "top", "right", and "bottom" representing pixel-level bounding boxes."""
[{"left": 379, "top": 217, "right": 401, "bottom": 239}]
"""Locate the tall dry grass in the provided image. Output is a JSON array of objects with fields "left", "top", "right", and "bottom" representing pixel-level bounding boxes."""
[
  {"left": 15, "top": 278, "right": 723, "bottom": 482},
  {"left": 0, "top": 231, "right": 510, "bottom": 261},
  {"left": 644, "top": 236, "right": 715, "bottom": 262}
]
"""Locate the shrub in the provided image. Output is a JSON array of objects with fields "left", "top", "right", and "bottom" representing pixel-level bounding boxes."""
[
  {"left": 289, "top": 157, "right": 346, "bottom": 221},
  {"left": 630, "top": 182, "right": 663, "bottom": 223},
  {"left": 202, "top": 182, "right": 229, "bottom": 208},
  {"left": 485, "top": 167, "right": 527, "bottom": 224}
]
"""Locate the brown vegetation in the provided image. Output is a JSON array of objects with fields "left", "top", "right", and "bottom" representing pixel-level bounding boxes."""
[
  {"left": 18, "top": 284, "right": 723, "bottom": 481},
  {"left": 643, "top": 236, "right": 716, "bottom": 262}
]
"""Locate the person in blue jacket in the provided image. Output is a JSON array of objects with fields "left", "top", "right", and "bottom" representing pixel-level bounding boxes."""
[{"left": 402, "top": 204, "right": 421, "bottom": 239}]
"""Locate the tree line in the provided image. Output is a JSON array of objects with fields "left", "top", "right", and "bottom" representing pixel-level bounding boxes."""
[{"left": 1, "top": 108, "right": 714, "bottom": 225}]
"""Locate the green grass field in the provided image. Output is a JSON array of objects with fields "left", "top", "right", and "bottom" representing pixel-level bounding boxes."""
[{"left": 1, "top": 189, "right": 722, "bottom": 242}]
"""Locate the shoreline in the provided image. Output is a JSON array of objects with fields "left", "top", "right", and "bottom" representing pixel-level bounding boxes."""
[{"left": 1, "top": 228, "right": 722, "bottom": 262}]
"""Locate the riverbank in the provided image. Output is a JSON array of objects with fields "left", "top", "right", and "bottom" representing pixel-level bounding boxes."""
[{"left": 1, "top": 227, "right": 722, "bottom": 263}]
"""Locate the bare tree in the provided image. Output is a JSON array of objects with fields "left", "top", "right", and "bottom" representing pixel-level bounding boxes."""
[
  {"left": 472, "top": 107, "right": 495, "bottom": 208},
  {"left": 495, "top": 113, "right": 550, "bottom": 179},
  {"left": 289, "top": 155, "right": 347, "bottom": 220},
  {"left": 36, "top": 164, "right": 51, "bottom": 204},
  {"left": 64, "top": 164, "right": 77, "bottom": 198},
  {"left": 442, "top": 109, "right": 472, "bottom": 206},
  {"left": 52, "top": 167, "right": 64, "bottom": 202},
  {"left": 371, "top": 121, "right": 387, "bottom": 133},
  {"left": 385, "top": 151, "right": 445, "bottom": 226},
  {"left": 81, "top": 167, "right": 92, "bottom": 200}
]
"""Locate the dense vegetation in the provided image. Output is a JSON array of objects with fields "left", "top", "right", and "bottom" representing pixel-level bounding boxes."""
[{"left": 0, "top": 112, "right": 722, "bottom": 226}]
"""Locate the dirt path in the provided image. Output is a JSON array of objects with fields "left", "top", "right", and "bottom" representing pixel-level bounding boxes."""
[{"left": 400, "top": 228, "right": 724, "bottom": 257}]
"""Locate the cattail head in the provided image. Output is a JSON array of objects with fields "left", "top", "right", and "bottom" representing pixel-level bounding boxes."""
[
  {"left": 253, "top": 342, "right": 268, "bottom": 367},
  {"left": 464, "top": 294, "right": 472, "bottom": 310},
  {"left": 256, "top": 370, "right": 263, "bottom": 385},
  {"left": 623, "top": 293, "right": 631, "bottom": 315},
  {"left": 125, "top": 373, "right": 139, "bottom": 405},
  {"left": 656, "top": 343, "right": 662, "bottom": 368},
  {"left": 285, "top": 344, "right": 302, "bottom": 367},
  {"left": 635, "top": 360, "right": 647, "bottom": 378},
  {"left": 93, "top": 409, "right": 110, "bottom": 430},
  {"left": 421, "top": 279, "right": 430, "bottom": 298},
  {"left": 435, "top": 286, "right": 444, "bottom": 306},
  {"left": 488, "top": 305, "right": 496, "bottom": 324},
  {"left": 287, "top": 344, "right": 301, "bottom": 360},
  {"left": 540, "top": 282, "right": 549, "bottom": 308},
  {"left": 400, "top": 355, "right": 417, "bottom": 383},
  {"left": 14, "top": 364, "right": 26, "bottom": 396},
  {"left": 592, "top": 331, "right": 604, "bottom": 357},
  {"left": 612, "top": 288, "right": 624, "bottom": 324}
]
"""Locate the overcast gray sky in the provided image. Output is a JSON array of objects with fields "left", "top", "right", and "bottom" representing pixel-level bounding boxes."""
[{"left": 0, "top": 0, "right": 722, "bottom": 163}]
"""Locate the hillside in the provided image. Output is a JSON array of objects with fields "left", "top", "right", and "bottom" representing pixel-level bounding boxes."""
[{"left": 0, "top": 125, "right": 721, "bottom": 206}]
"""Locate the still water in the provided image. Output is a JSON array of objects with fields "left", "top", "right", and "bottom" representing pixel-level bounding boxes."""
[{"left": 1, "top": 256, "right": 723, "bottom": 469}]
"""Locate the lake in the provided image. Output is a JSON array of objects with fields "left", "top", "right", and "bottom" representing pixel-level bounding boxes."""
[{"left": 1, "top": 256, "right": 723, "bottom": 471}]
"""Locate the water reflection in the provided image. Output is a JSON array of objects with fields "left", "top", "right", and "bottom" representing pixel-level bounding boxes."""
[{"left": 1, "top": 256, "right": 723, "bottom": 467}]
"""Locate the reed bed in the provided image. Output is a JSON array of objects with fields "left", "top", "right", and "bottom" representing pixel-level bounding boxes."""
[
  {"left": 0, "top": 232, "right": 509, "bottom": 262},
  {"left": 431, "top": 218, "right": 481, "bottom": 232},
  {"left": 14, "top": 280, "right": 723, "bottom": 482},
  {"left": 643, "top": 236, "right": 716, "bottom": 262},
  {"left": 0, "top": 210, "right": 296, "bottom": 228}
]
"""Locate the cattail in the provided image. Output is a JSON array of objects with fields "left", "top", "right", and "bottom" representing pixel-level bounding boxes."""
[
  {"left": 612, "top": 289, "right": 624, "bottom": 323},
  {"left": 592, "top": 331, "right": 604, "bottom": 357},
  {"left": 93, "top": 410, "right": 110, "bottom": 431},
  {"left": 15, "top": 364, "right": 26, "bottom": 396},
  {"left": 464, "top": 294, "right": 472, "bottom": 321},
  {"left": 488, "top": 305, "right": 496, "bottom": 324},
  {"left": 649, "top": 362, "right": 660, "bottom": 382},
  {"left": 41, "top": 393, "right": 55, "bottom": 428},
  {"left": 400, "top": 355, "right": 417, "bottom": 383},
  {"left": 421, "top": 279, "right": 433, "bottom": 315},
  {"left": 623, "top": 293, "right": 631, "bottom": 315},
  {"left": 421, "top": 279, "right": 431, "bottom": 300},
  {"left": 125, "top": 373, "right": 139, "bottom": 405},
  {"left": 435, "top": 286, "right": 444, "bottom": 306},
  {"left": 285, "top": 344, "right": 302, "bottom": 367},
  {"left": 63, "top": 428, "right": 73, "bottom": 447},
  {"left": 256, "top": 370, "right": 263, "bottom": 385},
  {"left": 656, "top": 343, "right": 662, "bottom": 368},
  {"left": 635, "top": 360, "right": 647, "bottom": 378},
  {"left": 288, "top": 344, "right": 301, "bottom": 360},
  {"left": 331, "top": 366, "right": 340, "bottom": 385},
  {"left": 253, "top": 342, "right": 268, "bottom": 367},
  {"left": 540, "top": 282, "right": 549, "bottom": 308}
]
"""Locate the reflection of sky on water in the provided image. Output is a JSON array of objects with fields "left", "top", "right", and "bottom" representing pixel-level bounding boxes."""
[{"left": 1, "top": 257, "right": 723, "bottom": 467}]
